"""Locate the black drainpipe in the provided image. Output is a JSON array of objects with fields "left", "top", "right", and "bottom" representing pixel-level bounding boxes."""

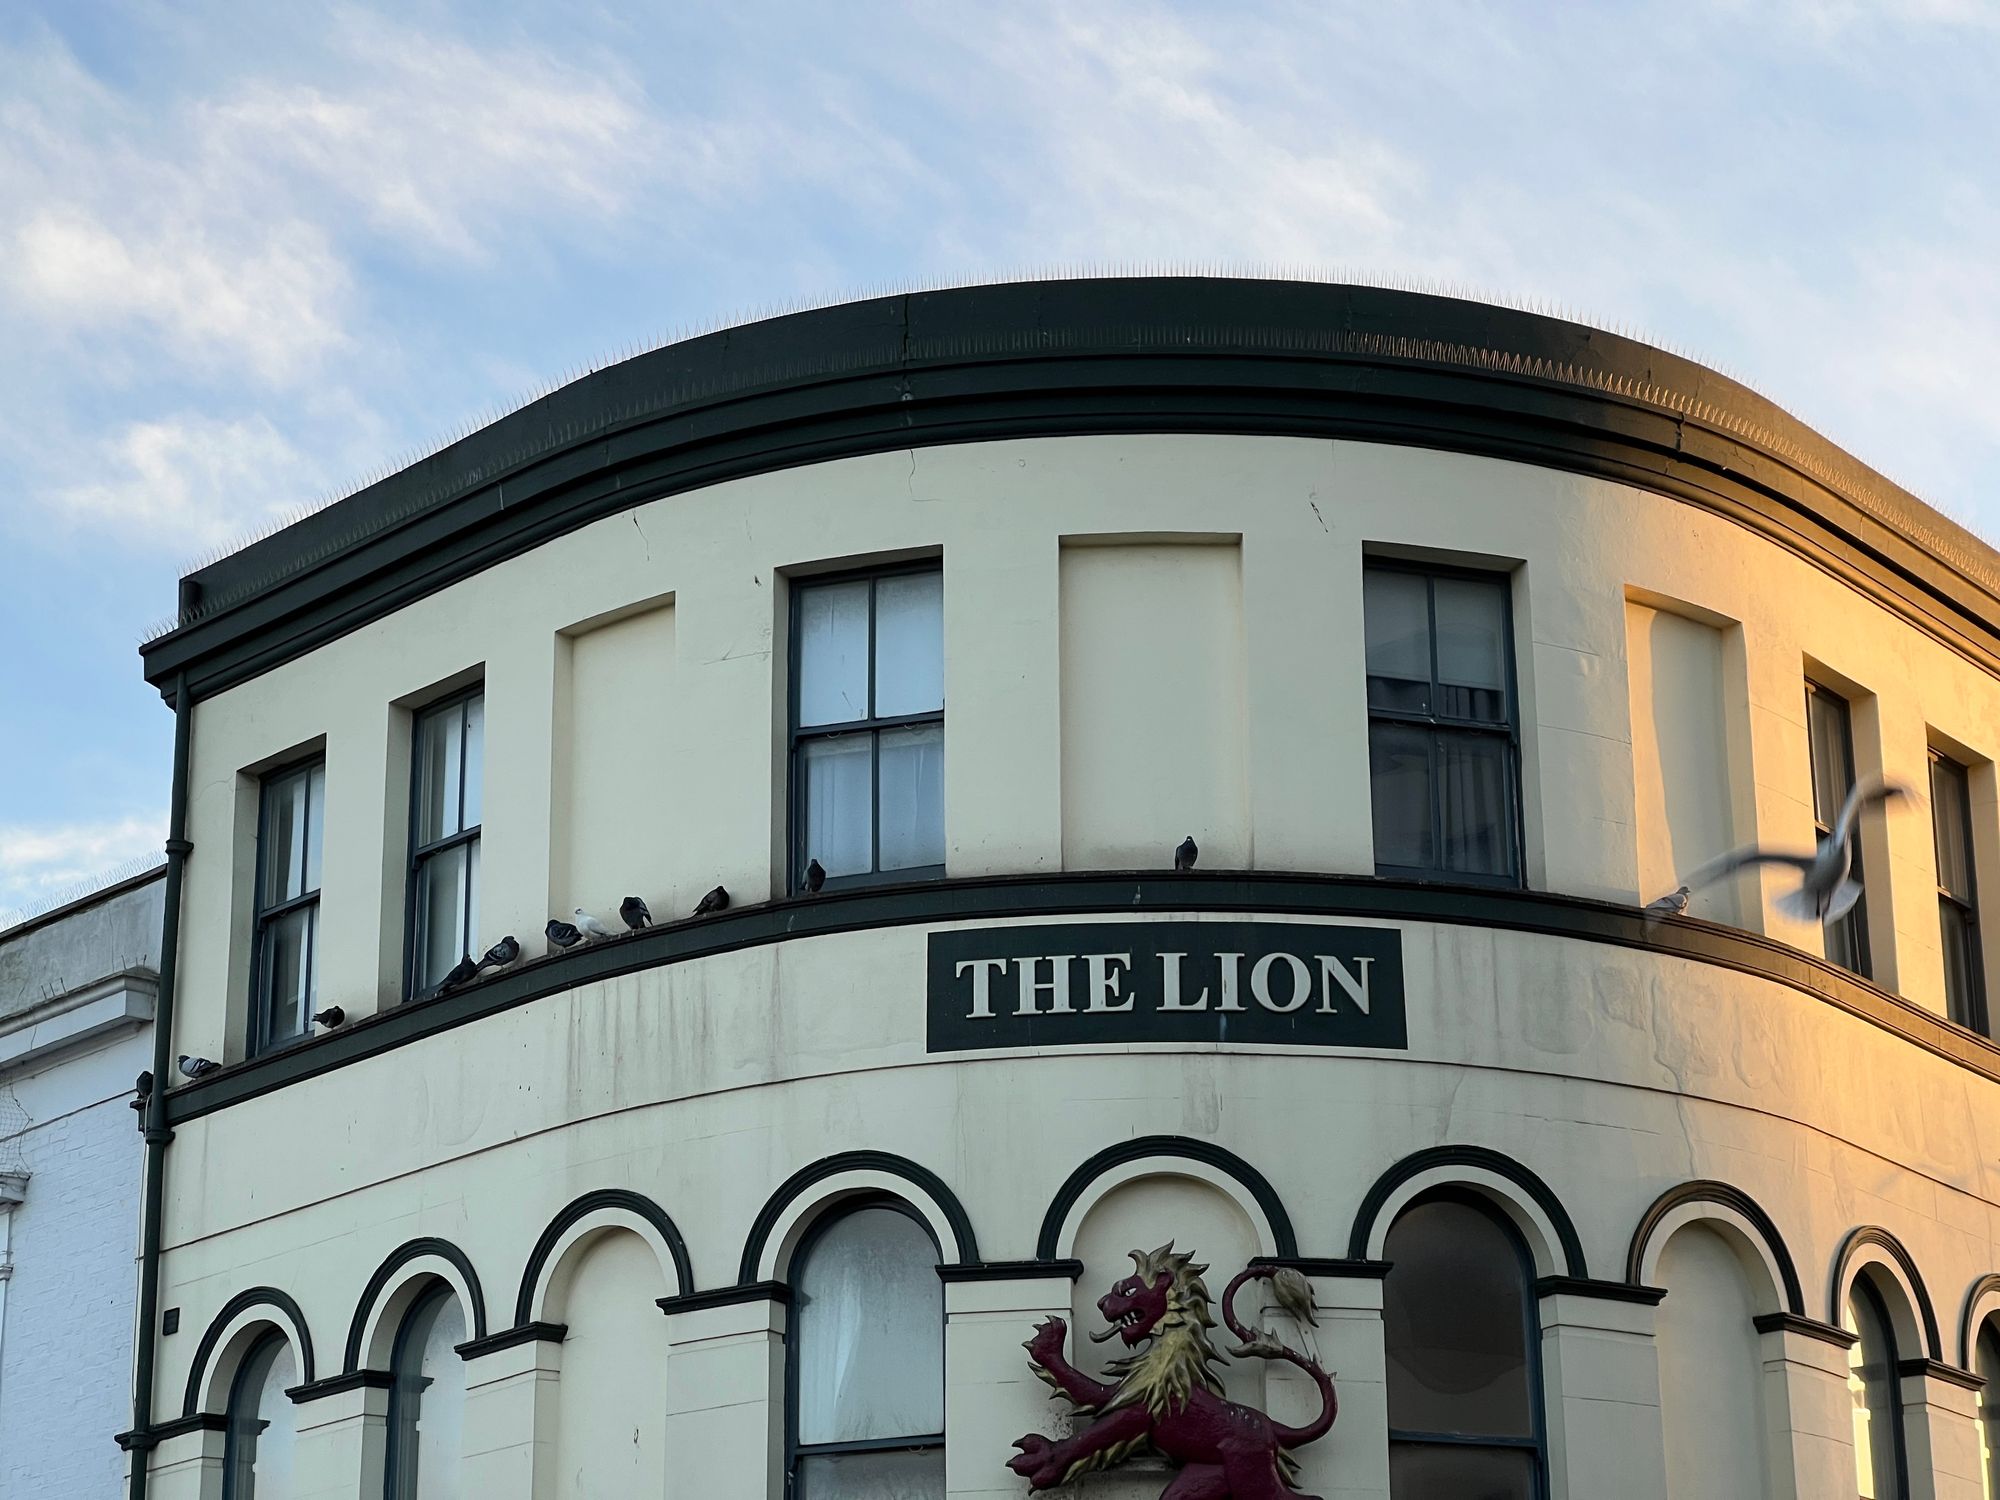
[{"left": 128, "top": 663, "right": 193, "bottom": 1498}]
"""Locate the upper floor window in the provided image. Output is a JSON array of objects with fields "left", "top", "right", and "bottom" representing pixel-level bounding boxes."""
[
  {"left": 408, "top": 692, "right": 483, "bottom": 995},
  {"left": 1806, "top": 682, "right": 1871, "bottom": 976},
  {"left": 1364, "top": 563, "right": 1521, "bottom": 884},
  {"left": 223, "top": 1332, "right": 297, "bottom": 1500},
  {"left": 251, "top": 758, "right": 324, "bottom": 1055},
  {"left": 1383, "top": 1191, "right": 1544, "bottom": 1498},
  {"left": 787, "top": 1200, "right": 945, "bottom": 1498},
  {"left": 790, "top": 567, "right": 944, "bottom": 891},
  {"left": 385, "top": 1284, "right": 467, "bottom": 1500},
  {"left": 1930, "top": 750, "right": 1985, "bottom": 1032},
  {"left": 1846, "top": 1277, "right": 1909, "bottom": 1499}
]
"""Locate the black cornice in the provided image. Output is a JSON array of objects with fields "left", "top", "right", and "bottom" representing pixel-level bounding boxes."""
[
  {"left": 139, "top": 277, "right": 2000, "bottom": 705},
  {"left": 158, "top": 870, "right": 2000, "bottom": 1124}
]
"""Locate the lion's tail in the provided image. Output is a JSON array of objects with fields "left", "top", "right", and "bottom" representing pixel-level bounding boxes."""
[{"left": 1219, "top": 1265, "right": 1340, "bottom": 1457}]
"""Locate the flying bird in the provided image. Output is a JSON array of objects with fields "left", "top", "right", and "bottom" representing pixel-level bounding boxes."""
[
  {"left": 1174, "top": 836, "right": 1198, "bottom": 872},
  {"left": 1682, "top": 776, "right": 1909, "bottom": 924},
  {"left": 620, "top": 896, "right": 652, "bottom": 930},
  {"left": 312, "top": 1006, "right": 346, "bottom": 1029},
  {"left": 1643, "top": 885, "right": 1690, "bottom": 916},
  {"left": 803, "top": 858, "right": 826, "bottom": 894},
  {"left": 475, "top": 936, "right": 520, "bottom": 972},
  {"left": 573, "top": 907, "right": 615, "bottom": 942},
  {"left": 436, "top": 954, "right": 478, "bottom": 991},
  {"left": 177, "top": 1055, "right": 218, "bottom": 1079},
  {"left": 693, "top": 885, "right": 729, "bottom": 916},
  {"left": 546, "top": 918, "right": 583, "bottom": 950}
]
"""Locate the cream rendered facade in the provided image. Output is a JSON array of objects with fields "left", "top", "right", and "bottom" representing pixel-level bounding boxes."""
[{"left": 125, "top": 280, "right": 2000, "bottom": 1500}]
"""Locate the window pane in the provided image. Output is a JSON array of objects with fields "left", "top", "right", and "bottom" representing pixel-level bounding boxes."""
[
  {"left": 1365, "top": 569, "right": 1431, "bottom": 713},
  {"left": 390, "top": 1291, "right": 466, "bottom": 1500},
  {"left": 1439, "top": 732, "right": 1516, "bottom": 878},
  {"left": 227, "top": 1337, "right": 297, "bottom": 1500},
  {"left": 1826, "top": 903, "right": 1871, "bottom": 977},
  {"left": 259, "top": 907, "right": 313, "bottom": 1047},
  {"left": 878, "top": 724, "right": 944, "bottom": 871},
  {"left": 799, "top": 580, "right": 871, "bottom": 727},
  {"left": 1388, "top": 1441, "right": 1537, "bottom": 1500},
  {"left": 1847, "top": 1283, "right": 1902, "bottom": 1500},
  {"left": 1932, "top": 756, "right": 1972, "bottom": 899},
  {"left": 796, "top": 1448, "right": 943, "bottom": 1500},
  {"left": 795, "top": 1207, "right": 943, "bottom": 1445},
  {"left": 261, "top": 769, "right": 309, "bottom": 908},
  {"left": 874, "top": 572, "right": 943, "bottom": 717},
  {"left": 415, "top": 845, "right": 470, "bottom": 989},
  {"left": 460, "top": 695, "right": 484, "bottom": 831},
  {"left": 1370, "top": 721, "right": 1433, "bottom": 871},
  {"left": 303, "top": 763, "right": 325, "bottom": 894},
  {"left": 1384, "top": 1198, "right": 1535, "bottom": 1438},
  {"left": 417, "top": 703, "right": 464, "bottom": 844},
  {"left": 801, "top": 736, "right": 873, "bottom": 877},
  {"left": 1807, "top": 686, "right": 1853, "bottom": 829},
  {"left": 1976, "top": 1321, "right": 2000, "bottom": 1500},
  {"left": 1942, "top": 898, "right": 1982, "bottom": 1031},
  {"left": 1433, "top": 575, "right": 1509, "bottom": 722}
]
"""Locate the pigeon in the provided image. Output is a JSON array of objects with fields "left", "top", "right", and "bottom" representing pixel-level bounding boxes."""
[
  {"left": 436, "top": 954, "right": 478, "bottom": 991},
  {"left": 474, "top": 936, "right": 520, "bottom": 973},
  {"left": 620, "top": 895, "right": 652, "bottom": 930},
  {"left": 312, "top": 1006, "right": 346, "bottom": 1028},
  {"left": 546, "top": 918, "right": 583, "bottom": 950},
  {"left": 693, "top": 884, "right": 730, "bottom": 916},
  {"left": 1174, "top": 835, "right": 1199, "bottom": 872},
  {"left": 1683, "top": 775, "right": 1910, "bottom": 924},
  {"left": 177, "top": 1055, "right": 219, "bottom": 1079},
  {"left": 129, "top": 1071, "right": 154, "bottom": 1113},
  {"left": 573, "top": 907, "right": 616, "bottom": 942},
  {"left": 1643, "top": 885, "right": 1690, "bottom": 916},
  {"left": 803, "top": 858, "right": 826, "bottom": 894}
]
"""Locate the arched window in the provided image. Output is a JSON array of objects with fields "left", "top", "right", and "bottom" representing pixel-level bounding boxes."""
[
  {"left": 1383, "top": 1192, "right": 1545, "bottom": 1499},
  {"left": 1976, "top": 1318, "right": 2000, "bottom": 1500},
  {"left": 385, "top": 1283, "right": 466, "bottom": 1500},
  {"left": 223, "top": 1332, "right": 297, "bottom": 1500},
  {"left": 1847, "top": 1276, "right": 1908, "bottom": 1499},
  {"left": 786, "top": 1200, "right": 944, "bottom": 1498}
]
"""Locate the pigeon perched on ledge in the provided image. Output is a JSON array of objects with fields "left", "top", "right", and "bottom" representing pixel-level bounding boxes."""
[
  {"left": 436, "top": 954, "right": 478, "bottom": 991},
  {"left": 1175, "top": 835, "right": 1199, "bottom": 872},
  {"left": 475, "top": 935, "right": 520, "bottom": 972},
  {"left": 803, "top": 859, "right": 826, "bottom": 894},
  {"left": 546, "top": 918, "right": 583, "bottom": 950},
  {"left": 620, "top": 896, "right": 652, "bottom": 930},
  {"left": 1682, "top": 775, "right": 1909, "bottom": 924},
  {"left": 573, "top": 907, "right": 614, "bottom": 941},
  {"left": 693, "top": 885, "right": 729, "bottom": 916},
  {"left": 1644, "top": 885, "right": 1690, "bottom": 916},
  {"left": 312, "top": 1007, "right": 346, "bottom": 1029},
  {"left": 178, "top": 1055, "right": 218, "bottom": 1079}
]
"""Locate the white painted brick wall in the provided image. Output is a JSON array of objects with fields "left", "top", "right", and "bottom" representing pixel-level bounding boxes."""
[{"left": 0, "top": 1029, "right": 148, "bottom": 1500}]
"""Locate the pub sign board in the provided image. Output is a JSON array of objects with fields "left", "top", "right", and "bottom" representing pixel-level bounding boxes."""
[{"left": 927, "top": 921, "right": 1406, "bottom": 1052}]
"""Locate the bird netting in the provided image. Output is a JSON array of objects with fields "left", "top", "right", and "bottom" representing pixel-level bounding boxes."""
[{"left": 0, "top": 1084, "right": 30, "bottom": 1176}]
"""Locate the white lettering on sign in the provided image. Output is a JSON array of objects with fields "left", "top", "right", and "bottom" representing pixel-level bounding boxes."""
[
  {"left": 1083, "top": 953, "right": 1134, "bottom": 1012},
  {"left": 1317, "top": 954, "right": 1373, "bottom": 1014},
  {"left": 1216, "top": 952, "right": 1245, "bottom": 1013},
  {"left": 1016, "top": 955, "right": 1077, "bottom": 1015},
  {"left": 956, "top": 958, "right": 1011, "bottom": 1020},
  {"left": 1159, "top": 952, "right": 1206, "bottom": 1011},
  {"left": 1251, "top": 951, "right": 1311, "bottom": 1013}
]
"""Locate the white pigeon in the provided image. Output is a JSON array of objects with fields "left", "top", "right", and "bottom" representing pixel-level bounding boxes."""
[
  {"left": 572, "top": 907, "right": 616, "bottom": 942},
  {"left": 1643, "top": 885, "right": 1690, "bottom": 916},
  {"left": 1682, "top": 775, "right": 1909, "bottom": 924}
]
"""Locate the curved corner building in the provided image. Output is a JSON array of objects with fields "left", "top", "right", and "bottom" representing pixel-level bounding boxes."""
[{"left": 125, "top": 277, "right": 2000, "bottom": 1500}]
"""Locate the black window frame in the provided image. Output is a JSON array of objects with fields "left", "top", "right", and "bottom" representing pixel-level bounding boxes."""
[
  {"left": 787, "top": 562, "right": 946, "bottom": 895},
  {"left": 403, "top": 687, "right": 484, "bottom": 998},
  {"left": 248, "top": 755, "right": 324, "bottom": 1058},
  {"left": 1930, "top": 748, "right": 1987, "bottom": 1034},
  {"left": 1806, "top": 681, "right": 1873, "bottom": 978},
  {"left": 1383, "top": 1186, "right": 1551, "bottom": 1500},
  {"left": 783, "top": 1193, "right": 946, "bottom": 1497},
  {"left": 221, "top": 1330, "right": 287, "bottom": 1500},
  {"left": 1363, "top": 558, "right": 1526, "bottom": 888},
  {"left": 383, "top": 1281, "right": 454, "bottom": 1500},
  {"left": 1847, "top": 1274, "right": 1912, "bottom": 1500}
]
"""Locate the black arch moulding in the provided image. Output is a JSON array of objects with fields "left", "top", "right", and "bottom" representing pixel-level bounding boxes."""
[
  {"left": 1033, "top": 1135, "right": 1300, "bottom": 1262},
  {"left": 1348, "top": 1143, "right": 1590, "bottom": 1279},
  {"left": 341, "top": 1235, "right": 490, "bottom": 1373},
  {"left": 1830, "top": 1224, "right": 1944, "bottom": 1362},
  {"left": 511, "top": 1188, "right": 695, "bottom": 1329},
  {"left": 737, "top": 1150, "right": 980, "bottom": 1285},
  {"left": 178, "top": 1286, "right": 317, "bottom": 1419},
  {"left": 1958, "top": 1272, "right": 2000, "bottom": 1369},
  {"left": 140, "top": 278, "right": 2000, "bottom": 710},
  {"left": 1623, "top": 1179, "right": 1807, "bottom": 1316}
]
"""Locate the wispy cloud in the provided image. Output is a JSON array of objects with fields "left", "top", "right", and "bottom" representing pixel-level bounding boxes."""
[{"left": 0, "top": 813, "right": 165, "bottom": 923}]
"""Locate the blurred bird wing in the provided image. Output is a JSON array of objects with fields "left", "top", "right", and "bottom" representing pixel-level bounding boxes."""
[
  {"left": 1820, "top": 876, "right": 1865, "bottom": 923},
  {"left": 1684, "top": 845, "right": 1817, "bottom": 889},
  {"left": 1834, "top": 775, "right": 1911, "bottom": 841}
]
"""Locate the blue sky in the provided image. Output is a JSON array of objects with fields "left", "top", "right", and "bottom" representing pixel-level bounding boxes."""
[{"left": 2, "top": 0, "right": 1997, "bottom": 918}]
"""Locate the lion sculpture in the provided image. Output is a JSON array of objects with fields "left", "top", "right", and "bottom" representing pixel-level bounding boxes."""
[{"left": 1008, "top": 1243, "right": 1337, "bottom": 1498}]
